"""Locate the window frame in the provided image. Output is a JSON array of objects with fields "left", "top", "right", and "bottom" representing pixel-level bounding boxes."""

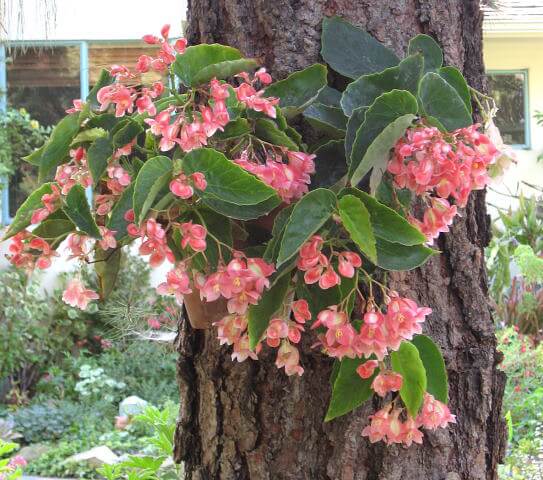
[{"left": 486, "top": 68, "right": 531, "bottom": 150}]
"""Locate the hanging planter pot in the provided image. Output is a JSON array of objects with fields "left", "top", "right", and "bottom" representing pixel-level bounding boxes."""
[{"left": 183, "top": 290, "right": 228, "bottom": 330}]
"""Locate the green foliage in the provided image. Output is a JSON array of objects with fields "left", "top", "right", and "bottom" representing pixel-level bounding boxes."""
[
  {"left": 0, "top": 439, "right": 25, "bottom": 479},
  {"left": 63, "top": 184, "right": 102, "bottom": 238},
  {"left": 133, "top": 156, "right": 173, "bottom": 223},
  {"left": 74, "top": 364, "right": 126, "bottom": 403},
  {"left": 338, "top": 194, "right": 376, "bottom": 263}
]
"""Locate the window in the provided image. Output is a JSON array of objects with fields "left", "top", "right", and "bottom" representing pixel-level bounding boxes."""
[{"left": 487, "top": 70, "right": 530, "bottom": 148}]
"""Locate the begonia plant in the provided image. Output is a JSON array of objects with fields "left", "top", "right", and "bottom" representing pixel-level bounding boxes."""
[{"left": 4, "top": 17, "right": 508, "bottom": 447}]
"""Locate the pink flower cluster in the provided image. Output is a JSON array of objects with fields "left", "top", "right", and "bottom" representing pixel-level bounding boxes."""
[
  {"left": 54, "top": 147, "right": 92, "bottom": 195},
  {"left": 312, "top": 292, "right": 431, "bottom": 361},
  {"left": 388, "top": 123, "right": 498, "bottom": 242},
  {"left": 131, "top": 218, "right": 175, "bottom": 267},
  {"left": 296, "top": 235, "right": 361, "bottom": 288},
  {"left": 198, "top": 256, "right": 275, "bottom": 315},
  {"left": 235, "top": 150, "right": 315, "bottom": 203},
  {"left": 157, "top": 264, "right": 192, "bottom": 302},
  {"left": 139, "top": 24, "right": 187, "bottom": 73},
  {"left": 7, "top": 232, "right": 58, "bottom": 270},
  {"left": 0, "top": 455, "right": 27, "bottom": 479},
  {"left": 234, "top": 69, "right": 278, "bottom": 117},
  {"left": 31, "top": 184, "right": 61, "bottom": 224},
  {"left": 362, "top": 393, "right": 455, "bottom": 447},
  {"left": 62, "top": 278, "right": 100, "bottom": 310}
]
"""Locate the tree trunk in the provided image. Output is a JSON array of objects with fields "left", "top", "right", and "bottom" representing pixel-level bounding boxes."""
[{"left": 174, "top": 1, "right": 507, "bottom": 479}]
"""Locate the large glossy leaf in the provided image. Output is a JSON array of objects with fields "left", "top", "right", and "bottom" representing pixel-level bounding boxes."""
[
  {"left": 439, "top": 66, "right": 472, "bottom": 114},
  {"left": 340, "top": 54, "right": 423, "bottom": 117},
  {"left": 39, "top": 114, "right": 81, "bottom": 181},
  {"left": 349, "top": 90, "right": 418, "bottom": 184},
  {"left": 345, "top": 107, "right": 367, "bottom": 162},
  {"left": 325, "top": 357, "right": 377, "bottom": 421},
  {"left": 315, "top": 86, "right": 342, "bottom": 107},
  {"left": 202, "top": 195, "right": 281, "bottom": 220},
  {"left": 351, "top": 113, "right": 416, "bottom": 188},
  {"left": 375, "top": 238, "right": 436, "bottom": 271},
  {"left": 87, "top": 137, "right": 113, "bottom": 186},
  {"left": 112, "top": 119, "right": 144, "bottom": 148},
  {"left": 254, "top": 119, "right": 299, "bottom": 150},
  {"left": 320, "top": 16, "right": 399, "bottom": 79},
  {"left": 340, "top": 188, "right": 425, "bottom": 246},
  {"left": 173, "top": 44, "right": 243, "bottom": 87},
  {"left": 391, "top": 341, "right": 427, "bottom": 417},
  {"left": 411, "top": 334, "right": 448, "bottom": 404},
  {"left": 303, "top": 103, "right": 347, "bottom": 138},
  {"left": 63, "top": 184, "right": 101, "bottom": 239},
  {"left": 214, "top": 118, "right": 251, "bottom": 140},
  {"left": 182, "top": 148, "right": 279, "bottom": 206},
  {"left": 338, "top": 194, "right": 376, "bottom": 263},
  {"left": 248, "top": 274, "right": 291, "bottom": 349},
  {"left": 419, "top": 72, "right": 472, "bottom": 131},
  {"left": 192, "top": 58, "right": 258, "bottom": 85},
  {"left": 3, "top": 183, "right": 54, "bottom": 239},
  {"left": 312, "top": 140, "right": 348, "bottom": 189},
  {"left": 107, "top": 183, "right": 134, "bottom": 241},
  {"left": 408, "top": 34, "right": 443, "bottom": 72},
  {"left": 94, "top": 246, "right": 122, "bottom": 299},
  {"left": 277, "top": 188, "right": 337, "bottom": 267},
  {"left": 133, "top": 156, "right": 173, "bottom": 223},
  {"left": 265, "top": 64, "right": 327, "bottom": 118}
]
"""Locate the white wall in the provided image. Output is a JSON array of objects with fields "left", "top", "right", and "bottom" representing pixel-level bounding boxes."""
[{"left": 3, "top": 0, "right": 187, "bottom": 41}]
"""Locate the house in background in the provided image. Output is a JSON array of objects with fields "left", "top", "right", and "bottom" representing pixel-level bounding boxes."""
[{"left": 483, "top": 2, "right": 543, "bottom": 211}]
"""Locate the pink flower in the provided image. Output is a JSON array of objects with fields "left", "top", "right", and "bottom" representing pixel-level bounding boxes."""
[
  {"left": 115, "top": 415, "right": 130, "bottom": 430},
  {"left": 255, "top": 67, "right": 272, "bottom": 85},
  {"left": 157, "top": 265, "right": 192, "bottom": 302},
  {"left": 191, "top": 172, "right": 207, "bottom": 191},
  {"left": 266, "top": 318, "right": 289, "bottom": 347},
  {"left": 174, "top": 38, "right": 188, "bottom": 54},
  {"left": 231, "top": 334, "right": 259, "bottom": 362},
  {"left": 385, "top": 292, "right": 432, "bottom": 342},
  {"left": 66, "top": 99, "right": 84, "bottom": 114},
  {"left": 275, "top": 341, "right": 304, "bottom": 376},
  {"left": 97, "top": 84, "right": 135, "bottom": 117},
  {"left": 179, "top": 221, "right": 207, "bottom": 252},
  {"left": 213, "top": 314, "right": 248, "bottom": 346},
  {"left": 170, "top": 174, "right": 194, "bottom": 199},
  {"left": 136, "top": 55, "right": 152, "bottom": 73},
  {"left": 416, "top": 393, "right": 456, "bottom": 430},
  {"left": 371, "top": 372, "right": 403, "bottom": 397},
  {"left": 62, "top": 279, "right": 99, "bottom": 310},
  {"left": 337, "top": 251, "right": 362, "bottom": 278},
  {"left": 136, "top": 94, "right": 156, "bottom": 116},
  {"left": 356, "top": 360, "right": 379, "bottom": 379},
  {"left": 138, "top": 219, "right": 175, "bottom": 268},
  {"left": 145, "top": 107, "right": 173, "bottom": 136},
  {"left": 210, "top": 78, "right": 230, "bottom": 100},
  {"left": 147, "top": 317, "right": 162, "bottom": 329},
  {"left": 66, "top": 233, "right": 89, "bottom": 258},
  {"left": 98, "top": 226, "right": 117, "bottom": 251},
  {"left": 292, "top": 299, "right": 311, "bottom": 324},
  {"left": 178, "top": 121, "right": 208, "bottom": 152}
]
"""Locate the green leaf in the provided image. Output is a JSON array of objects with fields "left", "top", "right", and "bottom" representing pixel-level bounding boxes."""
[
  {"left": 277, "top": 188, "right": 337, "bottom": 267},
  {"left": 23, "top": 144, "right": 45, "bottom": 166},
  {"left": 87, "top": 137, "right": 113, "bottom": 186},
  {"left": 351, "top": 113, "right": 416, "bottom": 188},
  {"left": 32, "top": 218, "right": 75, "bottom": 248},
  {"left": 214, "top": 118, "right": 251, "bottom": 140},
  {"left": 339, "top": 188, "right": 425, "bottom": 246},
  {"left": 439, "top": 66, "right": 472, "bottom": 114},
  {"left": 3, "top": 183, "right": 54, "bottom": 239},
  {"left": 316, "top": 86, "right": 342, "bottom": 107},
  {"left": 63, "top": 184, "right": 101, "bottom": 239},
  {"left": 338, "top": 194, "right": 377, "bottom": 263},
  {"left": 320, "top": 16, "right": 399, "bottom": 79},
  {"left": 345, "top": 107, "right": 367, "bottom": 162},
  {"left": 173, "top": 44, "right": 243, "bottom": 87},
  {"left": 202, "top": 195, "right": 280, "bottom": 220},
  {"left": 87, "top": 113, "right": 121, "bottom": 132},
  {"left": 408, "top": 34, "right": 443, "bottom": 72},
  {"left": 391, "top": 341, "right": 427, "bottom": 417},
  {"left": 264, "top": 205, "right": 295, "bottom": 263},
  {"left": 133, "top": 156, "right": 173, "bottom": 223},
  {"left": 107, "top": 183, "right": 134, "bottom": 240},
  {"left": 340, "top": 54, "right": 423, "bottom": 116},
  {"left": 312, "top": 140, "right": 348, "bottom": 189},
  {"left": 325, "top": 357, "right": 376, "bottom": 421},
  {"left": 248, "top": 274, "right": 291, "bottom": 349},
  {"left": 418, "top": 72, "right": 472, "bottom": 131},
  {"left": 349, "top": 90, "right": 418, "bottom": 184},
  {"left": 94, "top": 246, "right": 122, "bottom": 299},
  {"left": 39, "top": 113, "right": 81, "bottom": 181},
  {"left": 71, "top": 127, "right": 107, "bottom": 145},
  {"left": 295, "top": 282, "right": 341, "bottom": 320},
  {"left": 193, "top": 58, "right": 258, "bottom": 86},
  {"left": 303, "top": 103, "right": 347, "bottom": 138},
  {"left": 375, "top": 238, "right": 436, "bottom": 271},
  {"left": 112, "top": 119, "right": 144, "bottom": 148},
  {"left": 411, "top": 334, "right": 448, "bottom": 404},
  {"left": 182, "top": 148, "right": 279, "bottom": 206},
  {"left": 192, "top": 208, "right": 233, "bottom": 269},
  {"left": 87, "top": 69, "right": 114, "bottom": 109},
  {"left": 265, "top": 64, "right": 327, "bottom": 118},
  {"left": 254, "top": 119, "right": 299, "bottom": 150}
]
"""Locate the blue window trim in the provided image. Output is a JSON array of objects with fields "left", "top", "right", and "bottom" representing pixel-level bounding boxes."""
[{"left": 486, "top": 69, "right": 531, "bottom": 150}]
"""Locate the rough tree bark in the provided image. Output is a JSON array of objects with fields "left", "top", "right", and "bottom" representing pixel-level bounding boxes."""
[{"left": 174, "top": 1, "right": 507, "bottom": 479}]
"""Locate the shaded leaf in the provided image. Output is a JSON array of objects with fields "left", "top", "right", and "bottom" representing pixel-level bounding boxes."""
[
  {"left": 87, "top": 137, "right": 113, "bottom": 186},
  {"left": 254, "top": 119, "right": 299, "bottom": 150},
  {"left": 375, "top": 237, "right": 436, "bottom": 271},
  {"left": 338, "top": 194, "right": 377, "bottom": 263},
  {"left": 63, "top": 184, "right": 101, "bottom": 238},
  {"left": 193, "top": 58, "right": 258, "bottom": 85},
  {"left": 411, "top": 334, "right": 448, "bottom": 404},
  {"left": 321, "top": 16, "right": 399, "bottom": 79},
  {"left": 107, "top": 183, "right": 134, "bottom": 240},
  {"left": 94, "top": 246, "right": 122, "bottom": 299},
  {"left": 214, "top": 118, "right": 251, "bottom": 140},
  {"left": 408, "top": 34, "right": 443, "bottom": 72},
  {"left": 439, "top": 66, "right": 472, "bottom": 114},
  {"left": 87, "top": 69, "right": 114, "bottom": 109},
  {"left": 312, "top": 140, "right": 348, "bottom": 189},
  {"left": 303, "top": 103, "right": 347, "bottom": 138},
  {"left": 133, "top": 156, "right": 173, "bottom": 223}
]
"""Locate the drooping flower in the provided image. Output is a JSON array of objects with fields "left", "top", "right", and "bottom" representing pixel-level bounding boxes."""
[
  {"left": 371, "top": 372, "right": 403, "bottom": 397},
  {"left": 356, "top": 360, "right": 379, "bottom": 379},
  {"left": 62, "top": 279, "right": 99, "bottom": 310},
  {"left": 275, "top": 341, "right": 304, "bottom": 376},
  {"left": 179, "top": 221, "right": 207, "bottom": 252},
  {"left": 416, "top": 393, "right": 456, "bottom": 430}
]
